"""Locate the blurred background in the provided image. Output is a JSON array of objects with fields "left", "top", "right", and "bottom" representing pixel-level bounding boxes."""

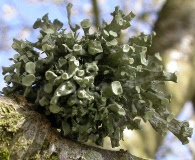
[{"left": 0, "top": 0, "right": 194, "bottom": 159}]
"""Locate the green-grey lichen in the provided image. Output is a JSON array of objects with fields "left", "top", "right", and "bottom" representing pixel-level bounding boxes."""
[{"left": 1, "top": 4, "right": 192, "bottom": 148}]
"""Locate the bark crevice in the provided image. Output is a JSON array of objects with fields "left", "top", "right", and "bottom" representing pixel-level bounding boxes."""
[{"left": 0, "top": 96, "right": 143, "bottom": 160}]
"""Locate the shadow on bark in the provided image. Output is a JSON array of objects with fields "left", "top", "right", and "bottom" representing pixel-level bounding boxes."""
[{"left": 0, "top": 96, "right": 146, "bottom": 160}]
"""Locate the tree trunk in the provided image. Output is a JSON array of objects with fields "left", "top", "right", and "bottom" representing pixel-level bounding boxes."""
[
  {"left": 147, "top": 0, "right": 195, "bottom": 155},
  {"left": 1, "top": 1, "right": 194, "bottom": 159},
  {"left": 148, "top": 0, "right": 195, "bottom": 116},
  {"left": 121, "top": 0, "right": 195, "bottom": 158},
  {"left": 0, "top": 96, "right": 144, "bottom": 160}
]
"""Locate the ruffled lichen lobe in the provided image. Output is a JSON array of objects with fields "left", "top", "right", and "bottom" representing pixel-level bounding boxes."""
[{"left": 0, "top": 3, "right": 193, "bottom": 159}]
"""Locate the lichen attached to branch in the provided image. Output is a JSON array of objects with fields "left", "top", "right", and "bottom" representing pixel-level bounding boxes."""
[
  {"left": 0, "top": 96, "right": 142, "bottom": 160},
  {"left": 1, "top": 3, "right": 192, "bottom": 149}
]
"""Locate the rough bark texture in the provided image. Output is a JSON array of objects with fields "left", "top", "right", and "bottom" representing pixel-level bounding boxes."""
[
  {"left": 1, "top": 1, "right": 194, "bottom": 159},
  {"left": 0, "top": 96, "right": 145, "bottom": 160},
  {"left": 148, "top": 0, "right": 195, "bottom": 115},
  {"left": 117, "top": 0, "right": 195, "bottom": 158},
  {"left": 147, "top": 0, "right": 195, "bottom": 154}
]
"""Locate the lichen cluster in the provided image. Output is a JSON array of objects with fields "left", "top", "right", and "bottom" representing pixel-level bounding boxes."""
[{"left": 1, "top": 4, "right": 192, "bottom": 147}]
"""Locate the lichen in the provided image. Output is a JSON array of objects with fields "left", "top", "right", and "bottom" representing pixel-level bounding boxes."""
[{"left": 1, "top": 3, "right": 192, "bottom": 148}]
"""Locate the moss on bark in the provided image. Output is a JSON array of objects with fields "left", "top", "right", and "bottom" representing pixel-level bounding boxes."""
[
  {"left": 0, "top": 96, "right": 143, "bottom": 160},
  {"left": 0, "top": 147, "right": 10, "bottom": 160}
]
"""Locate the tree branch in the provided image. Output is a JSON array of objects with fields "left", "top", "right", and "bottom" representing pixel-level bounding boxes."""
[
  {"left": 0, "top": 96, "right": 144, "bottom": 160},
  {"left": 91, "top": 0, "right": 100, "bottom": 29}
]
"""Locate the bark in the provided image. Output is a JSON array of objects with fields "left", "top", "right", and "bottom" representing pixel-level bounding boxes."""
[
  {"left": 121, "top": 0, "right": 195, "bottom": 158},
  {"left": 91, "top": 0, "right": 100, "bottom": 29},
  {"left": 0, "top": 96, "right": 145, "bottom": 160},
  {"left": 1, "top": 1, "right": 194, "bottom": 159},
  {"left": 147, "top": 0, "right": 195, "bottom": 155},
  {"left": 148, "top": 0, "right": 195, "bottom": 116}
]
